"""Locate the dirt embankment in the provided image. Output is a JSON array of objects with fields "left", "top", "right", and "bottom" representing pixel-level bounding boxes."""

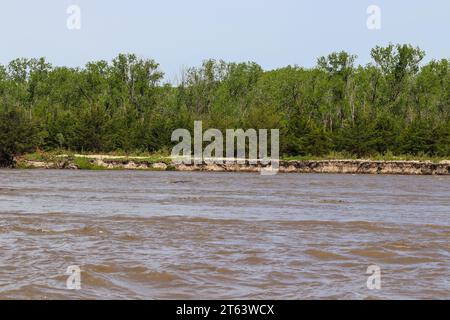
[{"left": 19, "top": 157, "right": 450, "bottom": 175}]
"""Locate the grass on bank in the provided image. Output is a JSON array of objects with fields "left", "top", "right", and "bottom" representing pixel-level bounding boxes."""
[
  {"left": 283, "top": 151, "right": 449, "bottom": 163},
  {"left": 17, "top": 149, "right": 173, "bottom": 170},
  {"left": 73, "top": 157, "right": 105, "bottom": 170},
  {"left": 22, "top": 149, "right": 170, "bottom": 163}
]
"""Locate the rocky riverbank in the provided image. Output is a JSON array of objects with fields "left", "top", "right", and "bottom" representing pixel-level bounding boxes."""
[{"left": 18, "top": 157, "right": 450, "bottom": 175}]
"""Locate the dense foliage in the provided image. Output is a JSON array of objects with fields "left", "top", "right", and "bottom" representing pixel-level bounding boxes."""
[
  {"left": 0, "top": 109, "right": 37, "bottom": 166},
  {"left": 0, "top": 44, "right": 449, "bottom": 165}
]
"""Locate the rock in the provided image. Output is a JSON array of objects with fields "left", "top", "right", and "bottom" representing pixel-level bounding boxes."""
[
  {"left": 124, "top": 161, "right": 137, "bottom": 169},
  {"left": 95, "top": 159, "right": 107, "bottom": 167},
  {"left": 27, "top": 161, "right": 47, "bottom": 168},
  {"left": 26, "top": 161, "right": 56, "bottom": 169},
  {"left": 66, "top": 163, "right": 79, "bottom": 170},
  {"left": 204, "top": 163, "right": 225, "bottom": 172},
  {"left": 151, "top": 162, "right": 168, "bottom": 170}
]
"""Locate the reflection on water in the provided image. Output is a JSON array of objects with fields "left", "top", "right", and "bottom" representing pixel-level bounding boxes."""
[{"left": 0, "top": 170, "right": 449, "bottom": 299}]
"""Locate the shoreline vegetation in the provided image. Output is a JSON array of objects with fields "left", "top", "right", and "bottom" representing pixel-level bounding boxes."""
[
  {"left": 13, "top": 151, "right": 450, "bottom": 175},
  {"left": 0, "top": 44, "right": 449, "bottom": 167}
]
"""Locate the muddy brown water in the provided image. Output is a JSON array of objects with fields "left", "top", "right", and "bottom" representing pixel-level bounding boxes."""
[{"left": 0, "top": 170, "right": 449, "bottom": 299}]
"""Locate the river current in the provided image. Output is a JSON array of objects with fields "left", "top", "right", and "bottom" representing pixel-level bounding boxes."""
[{"left": 0, "top": 170, "right": 449, "bottom": 299}]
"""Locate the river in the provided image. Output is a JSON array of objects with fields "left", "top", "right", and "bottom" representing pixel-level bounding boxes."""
[{"left": 0, "top": 170, "right": 449, "bottom": 299}]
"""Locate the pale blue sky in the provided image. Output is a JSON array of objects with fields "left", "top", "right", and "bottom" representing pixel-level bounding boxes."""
[{"left": 0, "top": 0, "right": 449, "bottom": 81}]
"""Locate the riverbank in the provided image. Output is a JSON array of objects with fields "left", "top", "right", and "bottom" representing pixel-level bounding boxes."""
[{"left": 15, "top": 153, "right": 450, "bottom": 175}]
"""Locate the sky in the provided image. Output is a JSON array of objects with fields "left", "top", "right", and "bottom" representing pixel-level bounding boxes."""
[{"left": 0, "top": 0, "right": 449, "bottom": 82}]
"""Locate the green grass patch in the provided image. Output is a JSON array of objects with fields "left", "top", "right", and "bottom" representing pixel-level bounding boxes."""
[
  {"left": 14, "top": 160, "right": 34, "bottom": 169},
  {"left": 73, "top": 157, "right": 105, "bottom": 170}
]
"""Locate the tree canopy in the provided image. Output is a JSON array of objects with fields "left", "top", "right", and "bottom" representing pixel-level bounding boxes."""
[{"left": 0, "top": 44, "right": 449, "bottom": 165}]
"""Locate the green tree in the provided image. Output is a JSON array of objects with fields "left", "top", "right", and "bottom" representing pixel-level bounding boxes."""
[{"left": 0, "top": 109, "right": 37, "bottom": 166}]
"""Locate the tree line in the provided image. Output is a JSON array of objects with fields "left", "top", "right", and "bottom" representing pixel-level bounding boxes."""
[{"left": 0, "top": 44, "right": 449, "bottom": 166}]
